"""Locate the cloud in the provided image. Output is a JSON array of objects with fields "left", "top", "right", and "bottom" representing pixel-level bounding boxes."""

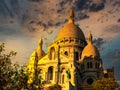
[
  {"left": 93, "top": 38, "right": 105, "bottom": 50},
  {"left": 28, "top": 0, "right": 43, "bottom": 2},
  {"left": 73, "top": 0, "right": 105, "bottom": 11},
  {"left": 105, "top": 24, "right": 120, "bottom": 34}
]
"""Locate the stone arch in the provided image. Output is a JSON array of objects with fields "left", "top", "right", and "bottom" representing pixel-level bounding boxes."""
[
  {"left": 47, "top": 66, "right": 54, "bottom": 80},
  {"left": 82, "top": 75, "right": 96, "bottom": 85},
  {"left": 86, "top": 77, "right": 94, "bottom": 85}
]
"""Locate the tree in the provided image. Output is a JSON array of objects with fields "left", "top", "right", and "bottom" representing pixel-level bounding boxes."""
[
  {"left": 92, "top": 78, "right": 118, "bottom": 90},
  {"left": 0, "top": 43, "right": 44, "bottom": 90},
  {"left": 0, "top": 43, "right": 29, "bottom": 90},
  {"left": 0, "top": 43, "right": 17, "bottom": 89}
]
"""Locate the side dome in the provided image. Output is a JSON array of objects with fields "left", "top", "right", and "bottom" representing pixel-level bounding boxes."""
[
  {"left": 56, "top": 9, "right": 85, "bottom": 41},
  {"left": 81, "top": 33, "right": 100, "bottom": 60}
]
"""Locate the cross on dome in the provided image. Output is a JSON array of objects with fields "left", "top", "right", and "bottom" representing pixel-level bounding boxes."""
[
  {"left": 68, "top": 8, "right": 74, "bottom": 23},
  {"left": 88, "top": 32, "right": 93, "bottom": 43}
]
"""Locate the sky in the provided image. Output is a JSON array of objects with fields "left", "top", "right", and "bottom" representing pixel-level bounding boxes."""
[{"left": 0, "top": 0, "right": 120, "bottom": 80}]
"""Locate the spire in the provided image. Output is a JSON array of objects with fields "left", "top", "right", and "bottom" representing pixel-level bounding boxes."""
[
  {"left": 38, "top": 37, "right": 43, "bottom": 48},
  {"left": 88, "top": 32, "right": 93, "bottom": 43},
  {"left": 36, "top": 37, "right": 44, "bottom": 60},
  {"left": 68, "top": 8, "right": 74, "bottom": 23}
]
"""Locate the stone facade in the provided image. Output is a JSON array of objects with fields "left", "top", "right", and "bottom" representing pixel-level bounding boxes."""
[{"left": 27, "top": 9, "right": 112, "bottom": 90}]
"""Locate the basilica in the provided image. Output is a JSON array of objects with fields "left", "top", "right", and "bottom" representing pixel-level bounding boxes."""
[{"left": 27, "top": 9, "right": 114, "bottom": 90}]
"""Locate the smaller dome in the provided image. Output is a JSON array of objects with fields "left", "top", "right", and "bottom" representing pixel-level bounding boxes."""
[{"left": 81, "top": 33, "right": 100, "bottom": 60}]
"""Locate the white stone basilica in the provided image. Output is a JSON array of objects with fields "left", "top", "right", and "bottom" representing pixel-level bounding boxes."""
[{"left": 27, "top": 9, "right": 110, "bottom": 90}]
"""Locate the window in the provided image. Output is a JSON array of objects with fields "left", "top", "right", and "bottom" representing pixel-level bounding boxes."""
[
  {"left": 87, "top": 78, "right": 94, "bottom": 85},
  {"left": 70, "top": 39, "right": 74, "bottom": 42},
  {"left": 95, "top": 62, "right": 99, "bottom": 69},
  {"left": 98, "top": 63, "right": 100, "bottom": 69},
  {"left": 87, "top": 62, "right": 93, "bottom": 69},
  {"left": 64, "top": 51, "right": 68, "bottom": 56},
  {"left": 74, "top": 52, "right": 79, "bottom": 61},
  {"left": 87, "top": 62, "right": 89, "bottom": 68},
  {"left": 50, "top": 47, "right": 55, "bottom": 60},
  {"left": 62, "top": 75, "right": 65, "bottom": 84},
  {"left": 95, "top": 62, "right": 97, "bottom": 68},
  {"left": 90, "top": 62, "right": 92, "bottom": 68},
  {"left": 48, "top": 67, "right": 53, "bottom": 80}
]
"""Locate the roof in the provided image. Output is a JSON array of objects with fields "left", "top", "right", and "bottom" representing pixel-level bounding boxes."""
[
  {"left": 56, "top": 9, "right": 85, "bottom": 41},
  {"left": 81, "top": 33, "right": 100, "bottom": 61}
]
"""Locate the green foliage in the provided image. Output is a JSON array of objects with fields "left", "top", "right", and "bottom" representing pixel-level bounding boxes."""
[
  {"left": 0, "top": 43, "right": 18, "bottom": 90},
  {"left": 92, "top": 78, "right": 118, "bottom": 90},
  {"left": 0, "top": 43, "right": 43, "bottom": 90}
]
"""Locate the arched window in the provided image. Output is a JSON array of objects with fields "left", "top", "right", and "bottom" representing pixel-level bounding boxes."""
[
  {"left": 97, "top": 63, "right": 100, "bottom": 69},
  {"left": 90, "top": 62, "right": 92, "bottom": 68},
  {"left": 87, "top": 78, "right": 94, "bottom": 85},
  {"left": 48, "top": 67, "right": 53, "bottom": 80},
  {"left": 95, "top": 62, "right": 99, "bottom": 69},
  {"left": 50, "top": 47, "right": 55, "bottom": 60},
  {"left": 95, "top": 62, "right": 97, "bottom": 69},
  {"left": 87, "top": 62, "right": 89, "bottom": 68},
  {"left": 62, "top": 75, "right": 65, "bottom": 84},
  {"left": 74, "top": 52, "right": 79, "bottom": 61}
]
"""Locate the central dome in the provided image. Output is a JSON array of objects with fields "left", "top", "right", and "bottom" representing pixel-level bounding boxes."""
[
  {"left": 56, "top": 9, "right": 85, "bottom": 41},
  {"left": 56, "top": 23, "right": 86, "bottom": 41}
]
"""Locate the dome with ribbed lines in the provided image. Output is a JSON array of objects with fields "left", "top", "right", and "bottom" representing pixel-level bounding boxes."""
[
  {"left": 81, "top": 33, "right": 100, "bottom": 60},
  {"left": 56, "top": 9, "right": 85, "bottom": 41}
]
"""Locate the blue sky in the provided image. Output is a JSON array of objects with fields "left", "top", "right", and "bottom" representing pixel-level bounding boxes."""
[{"left": 101, "top": 37, "right": 120, "bottom": 80}]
